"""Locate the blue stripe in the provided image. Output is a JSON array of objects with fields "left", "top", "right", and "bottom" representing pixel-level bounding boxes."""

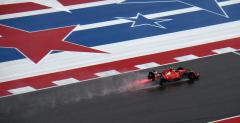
[
  {"left": 0, "top": 2, "right": 188, "bottom": 31},
  {"left": 0, "top": 48, "right": 24, "bottom": 62}
]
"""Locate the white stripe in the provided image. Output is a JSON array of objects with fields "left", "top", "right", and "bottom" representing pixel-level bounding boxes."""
[
  {"left": 8, "top": 86, "right": 36, "bottom": 94},
  {"left": 0, "top": 21, "right": 240, "bottom": 82},
  {"left": 175, "top": 55, "right": 199, "bottom": 61},
  {"left": 52, "top": 78, "right": 79, "bottom": 86},
  {"left": 212, "top": 47, "right": 237, "bottom": 54},
  {"left": 95, "top": 70, "right": 120, "bottom": 77},
  {"left": 1, "top": 0, "right": 239, "bottom": 20},
  {"left": 135, "top": 62, "right": 160, "bottom": 69}
]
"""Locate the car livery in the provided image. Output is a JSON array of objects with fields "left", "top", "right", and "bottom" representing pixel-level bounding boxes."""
[{"left": 147, "top": 67, "right": 200, "bottom": 86}]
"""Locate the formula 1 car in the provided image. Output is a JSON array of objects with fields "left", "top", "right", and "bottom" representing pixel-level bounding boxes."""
[{"left": 147, "top": 67, "right": 200, "bottom": 86}]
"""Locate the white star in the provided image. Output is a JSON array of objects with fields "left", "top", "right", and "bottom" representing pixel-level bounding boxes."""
[
  {"left": 0, "top": 0, "right": 71, "bottom": 13},
  {"left": 116, "top": 13, "right": 172, "bottom": 29}
]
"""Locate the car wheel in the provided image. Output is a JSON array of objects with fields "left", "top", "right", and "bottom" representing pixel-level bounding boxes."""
[
  {"left": 148, "top": 72, "right": 155, "bottom": 81},
  {"left": 159, "top": 78, "right": 166, "bottom": 86},
  {"left": 188, "top": 72, "right": 197, "bottom": 80}
]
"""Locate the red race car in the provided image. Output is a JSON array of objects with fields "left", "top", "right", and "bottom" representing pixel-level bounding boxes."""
[{"left": 147, "top": 67, "right": 200, "bottom": 86}]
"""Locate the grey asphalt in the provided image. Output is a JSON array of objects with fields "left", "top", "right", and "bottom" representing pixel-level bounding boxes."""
[{"left": 1, "top": 52, "right": 240, "bottom": 123}]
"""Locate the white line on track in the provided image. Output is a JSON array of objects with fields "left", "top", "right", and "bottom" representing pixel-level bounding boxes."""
[
  {"left": 232, "top": 51, "right": 240, "bottom": 56},
  {"left": 208, "top": 115, "right": 240, "bottom": 123}
]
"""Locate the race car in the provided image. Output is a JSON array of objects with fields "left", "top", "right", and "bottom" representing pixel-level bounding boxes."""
[{"left": 147, "top": 67, "right": 200, "bottom": 86}]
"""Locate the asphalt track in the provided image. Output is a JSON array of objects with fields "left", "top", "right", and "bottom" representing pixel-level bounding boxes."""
[{"left": 1, "top": 52, "right": 240, "bottom": 123}]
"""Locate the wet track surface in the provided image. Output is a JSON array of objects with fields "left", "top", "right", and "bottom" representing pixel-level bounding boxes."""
[{"left": 1, "top": 52, "right": 240, "bottom": 123}]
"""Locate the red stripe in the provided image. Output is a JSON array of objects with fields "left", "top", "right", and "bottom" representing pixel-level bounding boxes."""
[
  {"left": 0, "top": 0, "right": 103, "bottom": 15},
  {"left": 213, "top": 116, "right": 240, "bottom": 123},
  {"left": 0, "top": 37, "right": 239, "bottom": 97},
  {"left": 0, "top": 3, "right": 48, "bottom": 15}
]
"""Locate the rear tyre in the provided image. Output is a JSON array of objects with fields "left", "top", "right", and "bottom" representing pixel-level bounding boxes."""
[
  {"left": 159, "top": 78, "right": 166, "bottom": 86},
  {"left": 187, "top": 72, "right": 197, "bottom": 80},
  {"left": 148, "top": 72, "right": 155, "bottom": 81}
]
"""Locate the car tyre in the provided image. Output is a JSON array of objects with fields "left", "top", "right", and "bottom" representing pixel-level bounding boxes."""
[
  {"left": 148, "top": 71, "right": 155, "bottom": 81},
  {"left": 159, "top": 78, "right": 166, "bottom": 86},
  {"left": 187, "top": 72, "right": 197, "bottom": 80}
]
